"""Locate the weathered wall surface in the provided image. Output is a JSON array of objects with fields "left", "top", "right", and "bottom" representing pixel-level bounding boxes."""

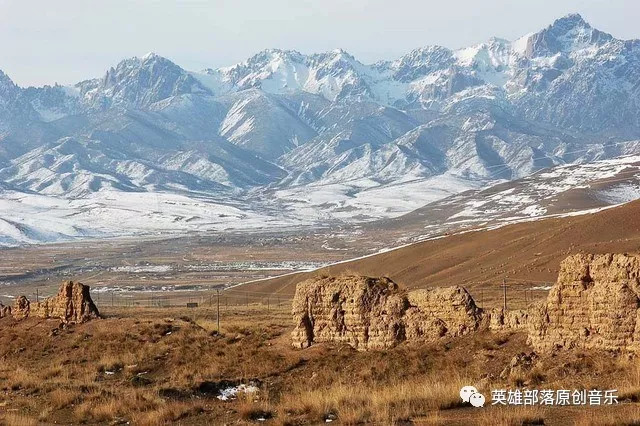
[
  {"left": 291, "top": 275, "right": 482, "bottom": 350},
  {"left": 404, "top": 287, "right": 482, "bottom": 341},
  {"left": 292, "top": 253, "right": 640, "bottom": 352},
  {"left": 12, "top": 296, "right": 31, "bottom": 320},
  {"left": 528, "top": 253, "right": 640, "bottom": 352},
  {"left": 291, "top": 276, "right": 406, "bottom": 350},
  {"left": 487, "top": 308, "right": 530, "bottom": 332},
  {"left": 0, "top": 303, "right": 11, "bottom": 318},
  {"left": 11, "top": 281, "right": 100, "bottom": 324}
]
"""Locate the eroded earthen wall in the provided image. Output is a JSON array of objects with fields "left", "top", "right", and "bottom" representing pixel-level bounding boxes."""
[
  {"left": 292, "top": 253, "right": 640, "bottom": 352},
  {"left": 11, "top": 281, "right": 100, "bottom": 323},
  {"left": 528, "top": 253, "right": 640, "bottom": 352},
  {"left": 292, "top": 276, "right": 482, "bottom": 350}
]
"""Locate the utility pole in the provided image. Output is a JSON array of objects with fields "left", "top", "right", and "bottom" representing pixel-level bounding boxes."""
[
  {"left": 502, "top": 279, "right": 507, "bottom": 311},
  {"left": 246, "top": 292, "right": 248, "bottom": 309},
  {"left": 36, "top": 288, "right": 39, "bottom": 303},
  {"left": 216, "top": 289, "right": 220, "bottom": 333}
]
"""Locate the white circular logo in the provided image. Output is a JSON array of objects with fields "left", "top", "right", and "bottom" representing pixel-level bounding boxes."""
[
  {"left": 469, "top": 392, "right": 486, "bottom": 407},
  {"left": 460, "top": 385, "right": 479, "bottom": 403},
  {"left": 460, "top": 385, "right": 485, "bottom": 408}
]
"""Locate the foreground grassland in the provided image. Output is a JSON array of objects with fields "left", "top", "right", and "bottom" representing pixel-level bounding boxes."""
[{"left": 1, "top": 306, "right": 640, "bottom": 425}]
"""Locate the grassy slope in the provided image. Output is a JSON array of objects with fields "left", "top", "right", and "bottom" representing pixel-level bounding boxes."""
[{"left": 240, "top": 199, "right": 640, "bottom": 306}]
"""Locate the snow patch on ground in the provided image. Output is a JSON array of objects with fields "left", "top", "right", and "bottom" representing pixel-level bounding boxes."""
[{"left": 217, "top": 384, "right": 259, "bottom": 401}]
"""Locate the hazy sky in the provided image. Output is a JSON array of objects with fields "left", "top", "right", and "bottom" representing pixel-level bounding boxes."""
[{"left": 1, "top": 0, "right": 639, "bottom": 87}]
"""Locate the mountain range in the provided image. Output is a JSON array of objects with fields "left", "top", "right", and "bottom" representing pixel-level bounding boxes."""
[{"left": 1, "top": 13, "right": 640, "bottom": 245}]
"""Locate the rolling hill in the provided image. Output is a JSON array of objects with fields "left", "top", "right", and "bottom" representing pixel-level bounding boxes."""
[{"left": 239, "top": 198, "right": 640, "bottom": 301}]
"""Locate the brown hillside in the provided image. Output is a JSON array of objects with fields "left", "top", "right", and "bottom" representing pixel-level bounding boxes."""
[{"left": 239, "top": 199, "right": 640, "bottom": 305}]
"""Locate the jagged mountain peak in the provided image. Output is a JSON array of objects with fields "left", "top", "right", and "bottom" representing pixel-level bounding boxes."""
[
  {"left": 309, "top": 48, "right": 359, "bottom": 66},
  {"left": 0, "top": 70, "right": 19, "bottom": 111},
  {"left": 0, "top": 69, "right": 15, "bottom": 86},
  {"left": 76, "top": 52, "right": 211, "bottom": 110},
  {"left": 391, "top": 45, "right": 454, "bottom": 82},
  {"left": 553, "top": 13, "right": 589, "bottom": 28},
  {"left": 105, "top": 52, "right": 186, "bottom": 78},
  {"left": 242, "top": 49, "right": 306, "bottom": 66},
  {"left": 141, "top": 51, "right": 160, "bottom": 60},
  {"left": 523, "top": 13, "right": 614, "bottom": 58},
  {"left": 0, "top": 70, "right": 18, "bottom": 95}
]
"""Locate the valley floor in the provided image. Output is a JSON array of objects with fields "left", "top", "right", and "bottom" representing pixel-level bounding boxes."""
[{"left": 0, "top": 228, "right": 372, "bottom": 307}]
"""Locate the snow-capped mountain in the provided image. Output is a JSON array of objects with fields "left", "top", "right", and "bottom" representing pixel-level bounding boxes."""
[
  {"left": 1, "top": 13, "right": 640, "bottom": 245},
  {"left": 77, "top": 53, "right": 212, "bottom": 111}
]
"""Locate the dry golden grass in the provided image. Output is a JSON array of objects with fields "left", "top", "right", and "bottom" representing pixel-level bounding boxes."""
[
  {"left": 278, "top": 376, "right": 467, "bottom": 424},
  {"left": 0, "top": 306, "right": 639, "bottom": 425},
  {"left": 2, "top": 413, "right": 38, "bottom": 426},
  {"left": 475, "top": 405, "right": 546, "bottom": 426},
  {"left": 48, "top": 388, "right": 81, "bottom": 409}
]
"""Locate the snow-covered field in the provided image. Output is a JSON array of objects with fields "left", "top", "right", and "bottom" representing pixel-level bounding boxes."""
[
  {"left": 447, "top": 155, "right": 640, "bottom": 222},
  {"left": 0, "top": 190, "right": 293, "bottom": 247},
  {"left": 270, "top": 173, "right": 480, "bottom": 221},
  {"left": 1, "top": 155, "right": 639, "bottom": 248},
  {"left": 0, "top": 172, "right": 483, "bottom": 247}
]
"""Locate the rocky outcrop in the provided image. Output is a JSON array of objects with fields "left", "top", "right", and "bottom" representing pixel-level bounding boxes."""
[
  {"left": 528, "top": 253, "right": 640, "bottom": 352},
  {"left": 291, "top": 276, "right": 482, "bottom": 350},
  {"left": 11, "top": 281, "right": 100, "bottom": 323}
]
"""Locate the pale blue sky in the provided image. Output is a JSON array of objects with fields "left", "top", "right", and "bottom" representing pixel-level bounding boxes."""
[{"left": 1, "top": 0, "right": 639, "bottom": 87}]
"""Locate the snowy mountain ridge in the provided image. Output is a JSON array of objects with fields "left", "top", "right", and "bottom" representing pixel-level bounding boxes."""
[{"left": 1, "top": 13, "right": 640, "bottom": 245}]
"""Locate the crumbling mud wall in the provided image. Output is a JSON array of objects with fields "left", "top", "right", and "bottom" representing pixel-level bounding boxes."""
[
  {"left": 12, "top": 296, "right": 31, "bottom": 320},
  {"left": 404, "top": 287, "right": 482, "bottom": 340},
  {"left": 291, "top": 276, "right": 406, "bottom": 350},
  {"left": 0, "top": 302, "right": 10, "bottom": 318},
  {"left": 12, "top": 281, "right": 100, "bottom": 324},
  {"left": 291, "top": 275, "right": 482, "bottom": 350},
  {"left": 528, "top": 253, "right": 640, "bottom": 352},
  {"left": 487, "top": 308, "right": 530, "bottom": 332},
  {"left": 292, "top": 253, "right": 640, "bottom": 352}
]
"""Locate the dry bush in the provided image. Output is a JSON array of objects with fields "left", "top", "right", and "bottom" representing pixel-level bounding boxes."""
[
  {"left": 615, "top": 355, "right": 640, "bottom": 401},
  {"left": 4, "top": 367, "right": 41, "bottom": 393},
  {"left": 73, "top": 389, "right": 164, "bottom": 422}
]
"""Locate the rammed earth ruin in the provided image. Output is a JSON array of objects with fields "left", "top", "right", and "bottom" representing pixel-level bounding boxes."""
[
  {"left": 292, "top": 253, "right": 640, "bottom": 352},
  {"left": 6, "top": 281, "right": 100, "bottom": 324}
]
